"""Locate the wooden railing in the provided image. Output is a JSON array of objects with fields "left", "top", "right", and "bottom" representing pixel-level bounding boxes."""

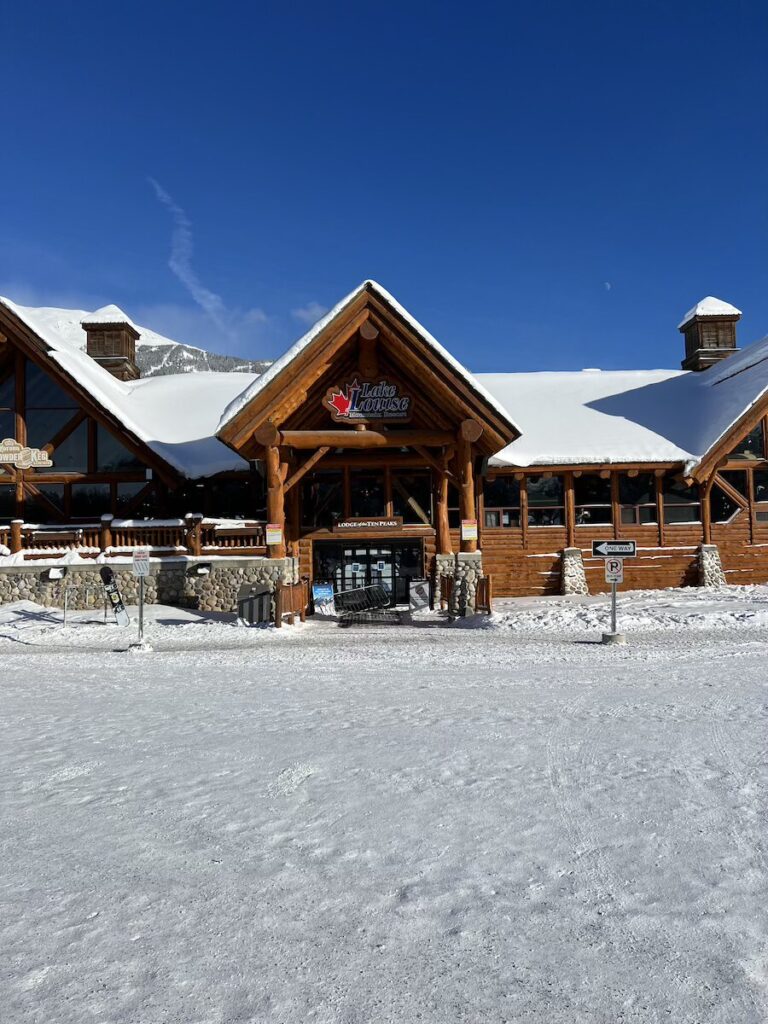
[
  {"left": 275, "top": 578, "right": 310, "bottom": 627},
  {"left": 0, "top": 515, "right": 268, "bottom": 560}
]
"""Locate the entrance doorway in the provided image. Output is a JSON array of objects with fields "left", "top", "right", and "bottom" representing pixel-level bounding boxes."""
[{"left": 313, "top": 540, "right": 424, "bottom": 607}]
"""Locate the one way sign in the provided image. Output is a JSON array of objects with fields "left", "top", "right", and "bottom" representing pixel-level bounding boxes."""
[{"left": 592, "top": 540, "right": 637, "bottom": 558}]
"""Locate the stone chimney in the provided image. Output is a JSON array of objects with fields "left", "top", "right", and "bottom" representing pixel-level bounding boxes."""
[
  {"left": 81, "top": 305, "right": 140, "bottom": 381},
  {"left": 679, "top": 296, "right": 741, "bottom": 372}
]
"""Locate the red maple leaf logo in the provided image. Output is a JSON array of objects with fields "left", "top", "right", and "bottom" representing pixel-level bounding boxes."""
[{"left": 328, "top": 388, "right": 352, "bottom": 417}]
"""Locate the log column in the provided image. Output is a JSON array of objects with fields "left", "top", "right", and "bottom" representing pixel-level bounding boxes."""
[
  {"left": 457, "top": 419, "right": 482, "bottom": 554},
  {"left": 435, "top": 462, "right": 452, "bottom": 556},
  {"left": 265, "top": 444, "right": 286, "bottom": 558}
]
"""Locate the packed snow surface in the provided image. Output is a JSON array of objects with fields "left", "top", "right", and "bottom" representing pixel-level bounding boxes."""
[{"left": 2, "top": 587, "right": 768, "bottom": 1023}]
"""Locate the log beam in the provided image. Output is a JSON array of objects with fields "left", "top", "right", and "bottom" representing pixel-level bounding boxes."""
[
  {"left": 263, "top": 429, "right": 456, "bottom": 449},
  {"left": 284, "top": 446, "right": 331, "bottom": 493}
]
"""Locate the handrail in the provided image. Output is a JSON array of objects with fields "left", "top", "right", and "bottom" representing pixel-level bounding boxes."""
[{"left": 0, "top": 516, "right": 268, "bottom": 559}]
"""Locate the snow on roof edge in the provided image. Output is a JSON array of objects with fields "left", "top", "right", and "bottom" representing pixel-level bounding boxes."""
[{"left": 217, "top": 280, "right": 521, "bottom": 437}]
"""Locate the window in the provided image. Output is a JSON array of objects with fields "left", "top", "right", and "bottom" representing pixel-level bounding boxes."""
[
  {"left": 730, "top": 423, "right": 765, "bottom": 461},
  {"left": 116, "top": 482, "right": 150, "bottom": 516},
  {"left": 483, "top": 476, "right": 521, "bottom": 528},
  {"left": 25, "top": 363, "right": 78, "bottom": 409},
  {"left": 49, "top": 419, "right": 88, "bottom": 473},
  {"left": 574, "top": 474, "right": 612, "bottom": 525},
  {"left": 619, "top": 473, "right": 657, "bottom": 525},
  {"left": 527, "top": 475, "right": 564, "bottom": 526},
  {"left": 350, "top": 472, "right": 386, "bottom": 518},
  {"left": 663, "top": 478, "right": 700, "bottom": 524},
  {"left": 753, "top": 470, "right": 768, "bottom": 504},
  {"left": 24, "top": 484, "right": 65, "bottom": 523},
  {"left": 710, "top": 485, "right": 740, "bottom": 523},
  {"left": 447, "top": 484, "right": 461, "bottom": 529},
  {"left": 0, "top": 484, "right": 14, "bottom": 522},
  {"left": 720, "top": 469, "right": 749, "bottom": 499},
  {"left": 71, "top": 483, "right": 111, "bottom": 519},
  {"left": 392, "top": 472, "right": 432, "bottom": 525},
  {"left": 96, "top": 424, "right": 143, "bottom": 472},
  {"left": 0, "top": 364, "right": 14, "bottom": 441},
  {"left": 301, "top": 471, "right": 343, "bottom": 529}
]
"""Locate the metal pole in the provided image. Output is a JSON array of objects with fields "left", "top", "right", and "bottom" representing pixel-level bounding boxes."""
[
  {"left": 611, "top": 581, "right": 617, "bottom": 635},
  {"left": 138, "top": 575, "right": 144, "bottom": 644}
]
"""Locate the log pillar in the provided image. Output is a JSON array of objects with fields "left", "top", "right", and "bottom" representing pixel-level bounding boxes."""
[
  {"left": 100, "top": 514, "right": 114, "bottom": 553},
  {"left": 435, "top": 466, "right": 452, "bottom": 556},
  {"left": 266, "top": 444, "right": 286, "bottom": 558},
  {"left": 10, "top": 518, "right": 23, "bottom": 554},
  {"left": 457, "top": 436, "right": 477, "bottom": 553}
]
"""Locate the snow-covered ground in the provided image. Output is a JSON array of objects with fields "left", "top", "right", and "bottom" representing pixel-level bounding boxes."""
[{"left": 3, "top": 588, "right": 768, "bottom": 1022}]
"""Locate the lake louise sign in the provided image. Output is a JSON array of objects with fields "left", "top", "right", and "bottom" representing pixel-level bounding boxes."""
[
  {"left": 325, "top": 378, "right": 413, "bottom": 423},
  {"left": 0, "top": 438, "right": 53, "bottom": 469}
]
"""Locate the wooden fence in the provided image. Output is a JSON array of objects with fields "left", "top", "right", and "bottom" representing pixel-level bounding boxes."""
[{"left": 0, "top": 515, "right": 267, "bottom": 560}]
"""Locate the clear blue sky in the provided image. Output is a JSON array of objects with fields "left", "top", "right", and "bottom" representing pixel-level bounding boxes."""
[{"left": 2, "top": 0, "right": 765, "bottom": 371}]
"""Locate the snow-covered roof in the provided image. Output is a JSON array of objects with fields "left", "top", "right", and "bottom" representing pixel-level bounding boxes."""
[
  {"left": 3, "top": 287, "right": 768, "bottom": 481},
  {"left": 81, "top": 304, "right": 137, "bottom": 329},
  {"left": 217, "top": 280, "right": 521, "bottom": 437},
  {"left": 678, "top": 296, "right": 742, "bottom": 330},
  {"left": 0, "top": 297, "right": 253, "bottom": 477},
  {"left": 483, "top": 334, "right": 768, "bottom": 473}
]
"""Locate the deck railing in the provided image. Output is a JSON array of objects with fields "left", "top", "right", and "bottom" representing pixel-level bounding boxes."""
[{"left": 0, "top": 515, "right": 268, "bottom": 560}]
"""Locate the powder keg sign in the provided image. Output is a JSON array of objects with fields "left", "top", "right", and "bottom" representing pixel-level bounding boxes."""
[
  {"left": 0, "top": 438, "right": 53, "bottom": 469},
  {"left": 325, "top": 378, "right": 413, "bottom": 423}
]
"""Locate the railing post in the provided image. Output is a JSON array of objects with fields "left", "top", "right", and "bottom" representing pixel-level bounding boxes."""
[
  {"left": 10, "top": 519, "right": 23, "bottom": 554},
  {"left": 184, "top": 513, "right": 203, "bottom": 556},
  {"left": 100, "top": 514, "right": 114, "bottom": 554}
]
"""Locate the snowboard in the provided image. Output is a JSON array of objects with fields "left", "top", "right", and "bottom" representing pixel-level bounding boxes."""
[{"left": 99, "top": 566, "right": 130, "bottom": 627}]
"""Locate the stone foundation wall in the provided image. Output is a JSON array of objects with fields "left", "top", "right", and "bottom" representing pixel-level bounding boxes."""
[
  {"left": 435, "top": 551, "right": 484, "bottom": 614},
  {"left": 562, "top": 547, "right": 589, "bottom": 595},
  {"left": 0, "top": 557, "right": 298, "bottom": 614},
  {"left": 698, "top": 544, "right": 726, "bottom": 587}
]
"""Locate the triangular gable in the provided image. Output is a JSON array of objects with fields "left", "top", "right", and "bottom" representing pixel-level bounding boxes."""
[
  {"left": 217, "top": 280, "right": 520, "bottom": 456},
  {"left": 0, "top": 297, "right": 180, "bottom": 483}
]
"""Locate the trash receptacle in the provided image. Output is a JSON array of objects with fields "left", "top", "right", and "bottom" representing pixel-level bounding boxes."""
[{"left": 237, "top": 583, "right": 271, "bottom": 625}]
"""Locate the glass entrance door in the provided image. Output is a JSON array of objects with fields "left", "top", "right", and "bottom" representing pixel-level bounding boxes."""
[{"left": 313, "top": 541, "right": 424, "bottom": 608}]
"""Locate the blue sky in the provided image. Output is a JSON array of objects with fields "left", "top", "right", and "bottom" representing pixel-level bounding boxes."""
[{"left": 1, "top": 1, "right": 765, "bottom": 371}]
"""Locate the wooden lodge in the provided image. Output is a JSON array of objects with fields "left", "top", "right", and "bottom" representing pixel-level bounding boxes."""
[{"left": 1, "top": 284, "right": 768, "bottom": 610}]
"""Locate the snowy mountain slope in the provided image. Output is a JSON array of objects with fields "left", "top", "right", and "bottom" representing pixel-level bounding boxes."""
[{"left": 11, "top": 304, "right": 270, "bottom": 378}]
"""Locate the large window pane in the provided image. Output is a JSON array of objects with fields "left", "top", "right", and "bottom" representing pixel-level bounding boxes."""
[
  {"left": 574, "top": 474, "right": 612, "bottom": 525},
  {"left": 24, "top": 484, "right": 65, "bottom": 523},
  {"left": 527, "top": 475, "right": 564, "bottom": 526},
  {"left": 25, "top": 363, "right": 78, "bottom": 408},
  {"left": 663, "top": 478, "right": 700, "bottom": 524},
  {"left": 71, "top": 483, "right": 111, "bottom": 518},
  {"left": 754, "top": 470, "right": 768, "bottom": 504},
  {"left": 0, "top": 367, "right": 14, "bottom": 408},
  {"left": 730, "top": 424, "right": 765, "bottom": 460},
  {"left": 116, "top": 482, "right": 148, "bottom": 515},
  {"left": 25, "top": 408, "right": 75, "bottom": 449},
  {"left": 301, "top": 472, "right": 343, "bottom": 529},
  {"left": 0, "top": 410, "right": 15, "bottom": 440},
  {"left": 392, "top": 472, "right": 431, "bottom": 524},
  {"left": 52, "top": 420, "right": 89, "bottom": 473},
  {"left": 0, "top": 484, "right": 15, "bottom": 522},
  {"left": 97, "top": 424, "right": 143, "bottom": 472},
  {"left": 710, "top": 485, "right": 740, "bottom": 523},
  {"left": 350, "top": 472, "right": 386, "bottom": 518},
  {"left": 619, "top": 473, "right": 657, "bottom": 525},
  {"left": 484, "top": 476, "right": 520, "bottom": 527},
  {"left": 720, "top": 469, "right": 748, "bottom": 499}
]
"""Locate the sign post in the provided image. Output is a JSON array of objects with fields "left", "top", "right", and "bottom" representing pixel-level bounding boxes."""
[
  {"left": 132, "top": 547, "right": 150, "bottom": 644},
  {"left": 592, "top": 541, "right": 635, "bottom": 644}
]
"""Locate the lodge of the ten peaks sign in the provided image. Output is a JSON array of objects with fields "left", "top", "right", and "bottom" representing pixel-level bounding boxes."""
[{"left": 324, "top": 378, "right": 413, "bottom": 423}]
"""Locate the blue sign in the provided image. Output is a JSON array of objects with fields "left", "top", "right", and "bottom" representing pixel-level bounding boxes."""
[{"left": 312, "top": 582, "right": 336, "bottom": 617}]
